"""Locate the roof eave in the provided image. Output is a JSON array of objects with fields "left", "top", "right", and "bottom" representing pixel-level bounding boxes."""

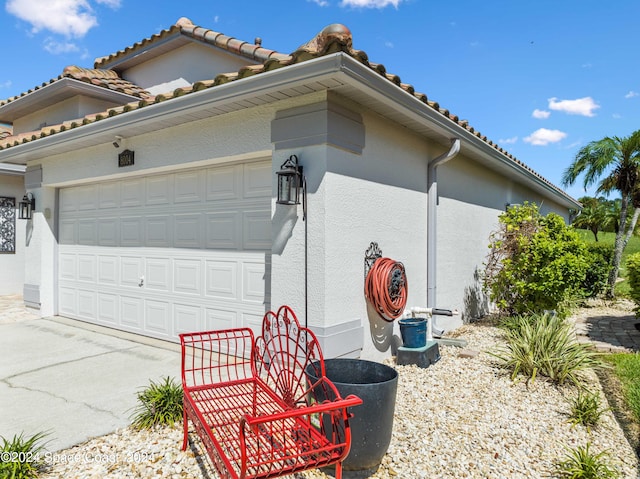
[{"left": 0, "top": 78, "right": 142, "bottom": 123}]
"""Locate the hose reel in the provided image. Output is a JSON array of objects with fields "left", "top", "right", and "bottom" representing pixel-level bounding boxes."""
[{"left": 364, "top": 242, "right": 408, "bottom": 322}]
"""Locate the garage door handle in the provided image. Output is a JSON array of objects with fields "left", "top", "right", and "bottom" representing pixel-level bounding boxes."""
[{"left": 139, "top": 276, "right": 144, "bottom": 287}]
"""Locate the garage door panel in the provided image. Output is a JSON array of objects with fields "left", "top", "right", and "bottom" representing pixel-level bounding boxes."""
[
  {"left": 173, "top": 259, "right": 201, "bottom": 295},
  {"left": 243, "top": 210, "right": 271, "bottom": 249},
  {"left": 78, "top": 255, "right": 96, "bottom": 283},
  {"left": 77, "top": 290, "right": 96, "bottom": 319},
  {"left": 144, "top": 300, "right": 171, "bottom": 336},
  {"left": 145, "top": 215, "right": 172, "bottom": 247},
  {"left": 60, "top": 254, "right": 76, "bottom": 280},
  {"left": 98, "top": 182, "right": 120, "bottom": 209},
  {"left": 174, "top": 213, "right": 202, "bottom": 248},
  {"left": 98, "top": 256, "right": 118, "bottom": 285},
  {"left": 59, "top": 220, "right": 76, "bottom": 245},
  {"left": 146, "top": 175, "right": 172, "bottom": 206},
  {"left": 78, "top": 219, "right": 97, "bottom": 245},
  {"left": 206, "top": 165, "right": 240, "bottom": 201},
  {"left": 97, "top": 293, "right": 118, "bottom": 325},
  {"left": 121, "top": 257, "right": 143, "bottom": 288},
  {"left": 58, "top": 288, "right": 77, "bottom": 316},
  {"left": 243, "top": 162, "right": 272, "bottom": 198},
  {"left": 98, "top": 218, "right": 119, "bottom": 246},
  {"left": 121, "top": 179, "right": 145, "bottom": 207},
  {"left": 243, "top": 262, "right": 268, "bottom": 303},
  {"left": 205, "top": 260, "right": 238, "bottom": 299},
  {"left": 59, "top": 160, "right": 270, "bottom": 343},
  {"left": 145, "top": 258, "right": 171, "bottom": 291},
  {"left": 121, "top": 217, "right": 143, "bottom": 246},
  {"left": 205, "top": 212, "right": 239, "bottom": 249},
  {"left": 174, "top": 171, "right": 204, "bottom": 204},
  {"left": 120, "top": 296, "right": 143, "bottom": 329},
  {"left": 174, "top": 304, "right": 203, "bottom": 335}
]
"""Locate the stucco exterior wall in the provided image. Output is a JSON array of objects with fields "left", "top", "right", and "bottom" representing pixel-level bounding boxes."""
[
  {"left": 0, "top": 174, "right": 26, "bottom": 295},
  {"left": 14, "top": 96, "right": 118, "bottom": 135},
  {"left": 122, "top": 43, "right": 259, "bottom": 95},
  {"left": 435, "top": 155, "right": 571, "bottom": 328}
]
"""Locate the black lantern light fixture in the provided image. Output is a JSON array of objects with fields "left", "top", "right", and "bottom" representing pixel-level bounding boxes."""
[
  {"left": 19, "top": 193, "right": 35, "bottom": 220},
  {"left": 276, "top": 155, "right": 303, "bottom": 206}
]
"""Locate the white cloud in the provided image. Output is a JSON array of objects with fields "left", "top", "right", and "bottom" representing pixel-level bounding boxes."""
[
  {"left": 0, "top": 80, "right": 12, "bottom": 89},
  {"left": 43, "top": 38, "right": 80, "bottom": 54},
  {"left": 547, "top": 96, "right": 599, "bottom": 117},
  {"left": 340, "top": 0, "right": 402, "bottom": 8},
  {"left": 499, "top": 136, "right": 518, "bottom": 145},
  {"left": 6, "top": 0, "right": 118, "bottom": 38},
  {"left": 532, "top": 109, "right": 550, "bottom": 119},
  {"left": 384, "top": 41, "right": 394, "bottom": 48},
  {"left": 625, "top": 90, "right": 638, "bottom": 99},
  {"left": 613, "top": 113, "right": 622, "bottom": 119},
  {"left": 309, "top": 0, "right": 330, "bottom": 5},
  {"left": 523, "top": 128, "right": 567, "bottom": 146}
]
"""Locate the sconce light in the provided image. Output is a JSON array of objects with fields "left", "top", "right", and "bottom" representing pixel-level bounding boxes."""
[
  {"left": 112, "top": 135, "right": 123, "bottom": 149},
  {"left": 276, "top": 155, "right": 303, "bottom": 206},
  {"left": 19, "top": 193, "right": 35, "bottom": 220}
]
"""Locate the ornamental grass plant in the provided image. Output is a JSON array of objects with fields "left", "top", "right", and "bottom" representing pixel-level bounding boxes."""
[
  {"left": 491, "top": 312, "right": 603, "bottom": 386},
  {"left": 556, "top": 443, "right": 619, "bottom": 479},
  {"left": 567, "top": 389, "right": 607, "bottom": 431},
  {"left": 130, "top": 377, "right": 183, "bottom": 430},
  {"left": 0, "top": 431, "right": 49, "bottom": 479}
]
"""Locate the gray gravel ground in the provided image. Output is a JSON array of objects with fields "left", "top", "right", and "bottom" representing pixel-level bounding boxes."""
[{"left": 37, "top": 316, "right": 639, "bottom": 479}]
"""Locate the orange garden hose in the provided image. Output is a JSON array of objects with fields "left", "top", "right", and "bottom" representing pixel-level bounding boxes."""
[{"left": 365, "top": 257, "right": 408, "bottom": 322}]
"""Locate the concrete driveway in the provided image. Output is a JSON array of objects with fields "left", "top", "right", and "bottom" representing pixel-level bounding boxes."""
[{"left": 0, "top": 314, "right": 181, "bottom": 452}]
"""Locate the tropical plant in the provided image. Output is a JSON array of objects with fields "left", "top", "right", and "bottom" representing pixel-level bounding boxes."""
[
  {"left": 483, "top": 202, "right": 591, "bottom": 315},
  {"left": 130, "top": 376, "right": 183, "bottom": 430},
  {"left": 0, "top": 431, "right": 49, "bottom": 479},
  {"left": 581, "top": 243, "right": 613, "bottom": 298},
  {"left": 556, "top": 443, "right": 619, "bottom": 479},
  {"left": 572, "top": 196, "right": 607, "bottom": 241},
  {"left": 568, "top": 390, "right": 607, "bottom": 431},
  {"left": 626, "top": 252, "right": 640, "bottom": 315},
  {"left": 490, "top": 312, "right": 603, "bottom": 386},
  {"left": 561, "top": 129, "right": 640, "bottom": 298}
]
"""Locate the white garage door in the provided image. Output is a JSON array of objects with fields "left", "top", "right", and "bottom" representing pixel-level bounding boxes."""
[{"left": 58, "top": 160, "right": 272, "bottom": 342}]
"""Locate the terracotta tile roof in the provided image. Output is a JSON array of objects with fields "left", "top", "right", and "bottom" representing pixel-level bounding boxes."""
[
  {"left": 0, "top": 66, "right": 151, "bottom": 111},
  {"left": 94, "top": 17, "right": 290, "bottom": 69},
  {"left": 0, "top": 126, "right": 11, "bottom": 139},
  {"left": 0, "top": 21, "right": 571, "bottom": 202}
]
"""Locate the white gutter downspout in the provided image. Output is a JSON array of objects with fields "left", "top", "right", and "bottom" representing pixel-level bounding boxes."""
[{"left": 427, "top": 138, "right": 461, "bottom": 307}]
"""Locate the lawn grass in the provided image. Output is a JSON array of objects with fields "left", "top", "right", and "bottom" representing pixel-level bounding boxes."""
[
  {"left": 605, "top": 353, "right": 640, "bottom": 422},
  {"left": 574, "top": 228, "right": 640, "bottom": 297}
]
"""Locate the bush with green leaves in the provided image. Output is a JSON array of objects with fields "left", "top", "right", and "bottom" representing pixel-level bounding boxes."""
[
  {"left": 130, "top": 376, "right": 183, "bottom": 430},
  {"left": 568, "top": 389, "right": 607, "bottom": 431},
  {"left": 0, "top": 431, "right": 49, "bottom": 479},
  {"left": 581, "top": 243, "right": 613, "bottom": 298},
  {"left": 626, "top": 252, "right": 640, "bottom": 315},
  {"left": 556, "top": 443, "right": 619, "bottom": 479},
  {"left": 490, "top": 312, "right": 603, "bottom": 386},
  {"left": 483, "top": 202, "right": 592, "bottom": 315}
]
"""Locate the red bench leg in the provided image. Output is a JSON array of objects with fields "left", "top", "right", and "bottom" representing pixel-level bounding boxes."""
[{"left": 181, "top": 405, "right": 188, "bottom": 451}]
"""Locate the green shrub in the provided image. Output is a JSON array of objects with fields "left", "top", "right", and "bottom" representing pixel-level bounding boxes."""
[
  {"left": 483, "top": 202, "right": 591, "bottom": 315},
  {"left": 0, "top": 431, "right": 49, "bottom": 479},
  {"left": 130, "top": 377, "right": 183, "bottom": 430},
  {"left": 490, "top": 312, "right": 603, "bottom": 386},
  {"left": 556, "top": 443, "right": 619, "bottom": 479},
  {"left": 626, "top": 252, "right": 640, "bottom": 315},
  {"left": 568, "top": 390, "right": 606, "bottom": 431},
  {"left": 581, "top": 243, "right": 613, "bottom": 298}
]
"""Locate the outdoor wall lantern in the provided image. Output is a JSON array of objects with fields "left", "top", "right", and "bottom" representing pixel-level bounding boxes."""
[
  {"left": 276, "top": 154, "right": 303, "bottom": 206},
  {"left": 19, "top": 193, "right": 35, "bottom": 220}
]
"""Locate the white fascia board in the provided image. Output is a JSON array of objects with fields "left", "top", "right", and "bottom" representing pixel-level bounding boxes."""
[
  {"left": 332, "top": 55, "right": 580, "bottom": 210},
  {"left": 0, "top": 162, "right": 25, "bottom": 175}
]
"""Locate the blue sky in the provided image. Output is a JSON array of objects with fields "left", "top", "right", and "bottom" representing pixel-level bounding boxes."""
[{"left": 1, "top": 0, "right": 638, "bottom": 200}]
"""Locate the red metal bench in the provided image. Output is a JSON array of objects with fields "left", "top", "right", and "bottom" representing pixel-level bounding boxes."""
[{"left": 180, "top": 305, "right": 363, "bottom": 479}]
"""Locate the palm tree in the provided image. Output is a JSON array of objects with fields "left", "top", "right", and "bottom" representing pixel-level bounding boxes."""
[
  {"left": 572, "top": 196, "right": 606, "bottom": 241},
  {"left": 562, "top": 130, "right": 640, "bottom": 298}
]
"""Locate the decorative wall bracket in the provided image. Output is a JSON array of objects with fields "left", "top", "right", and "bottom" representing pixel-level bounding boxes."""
[{"left": 364, "top": 242, "right": 382, "bottom": 279}]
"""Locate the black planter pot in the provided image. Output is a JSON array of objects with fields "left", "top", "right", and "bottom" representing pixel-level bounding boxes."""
[{"left": 306, "top": 358, "right": 398, "bottom": 471}]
